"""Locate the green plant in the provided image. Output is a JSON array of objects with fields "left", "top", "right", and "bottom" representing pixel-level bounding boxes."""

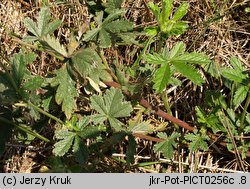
[
  {"left": 154, "top": 132, "right": 180, "bottom": 158},
  {"left": 90, "top": 87, "right": 133, "bottom": 131},
  {"left": 145, "top": 42, "right": 210, "bottom": 93},
  {"left": 131, "top": 0, "right": 190, "bottom": 72},
  {"left": 0, "top": 50, "right": 51, "bottom": 155},
  {"left": 24, "top": 7, "right": 62, "bottom": 42},
  {"left": 82, "top": 9, "right": 134, "bottom": 48},
  {"left": 1, "top": 1, "right": 249, "bottom": 173},
  {"left": 0, "top": 5, "right": 151, "bottom": 166},
  {"left": 220, "top": 57, "right": 250, "bottom": 129},
  {"left": 146, "top": 0, "right": 189, "bottom": 37},
  {"left": 196, "top": 57, "right": 250, "bottom": 160},
  {"left": 184, "top": 129, "right": 209, "bottom": 152}
]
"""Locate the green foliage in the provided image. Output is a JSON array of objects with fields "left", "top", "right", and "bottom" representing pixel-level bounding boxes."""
[
  {"left": 23, "top": 7, "right": 72, "bottom": 59},
  {"left": 83, "top": 10, "right": 133, "bottom": 48},
  {"left": 1, "top": 1, "right": 249, "bottom": 173},
  {"left": 24, "top": 7, "right": 62, "bottom": 41},
  {"left": 70, "top": 48, "right": 111, "bottom": 84},
  {"left": 185, "top": 129, "right": 209, "bottom": 152},
  {"left": 153, "top": 64, "right": 171, "bottom": 93},
  {"left": 40, "top": 35, "right": 68, "bottom": 57},
  {"left": 0, "top": 71, "right": 18, "bottom": 105},
  {"left": 195, "top": 106, "right": 226, "bottom": 133},
  {"left": 53, "top": 129, "right": 75, "bottom": 156},
  {"left": 1, "top": 51, "right": 45, "bottom": 121},
  {"left": 105, "top": 0, "right": 124, "bottom": 13},
  {"left": 197, "top": 85, "right": 250, "bottom": 159},
  {"left": 11, "top": 51, "right": 37, "bottom": 87},
  {"left": 145, "top": 42, "right": 210, "bottom": 93},
  {"left": 53, "top": 116, "right": 94, "bottom": 163},
  {"left": 147, "top": 0, "right": 189, "bottom": 37},
  {"left": 90, "top": 87, "right": 133, "bottom": 131},
  {"left": 153, "top": 132, "right": 180, "bottom": 158},
  {"left": 51, "top": 66, "right": 78, "bottom": 119},
  {"left": 221, "top": 57, "right": 250, "bottom": 109}
]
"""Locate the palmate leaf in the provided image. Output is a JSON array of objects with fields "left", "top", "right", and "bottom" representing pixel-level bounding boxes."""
[
  {"left": 53, "top": 117, "right": 92, "bottom": 160},
  {"left": 185, "top": 131, "right": 209, "bottom": 152},
  {"left": 71, "top": 48, "right": 107, "bottom": 84},
  {"left": 153, "top": 132, "right": 180, "bottom": 159},
  {"left": 195, "top": 106, "right": 225, "bottom": 133},
  {"left": 172, "top": 61, "right": 204, "bottom": 86},
  {"left": 221, "top": 57, "right": 249, "bottom": 109},
  {"left": 53, "top": 130, "right": 75, "bottom": 156},
  {"left": 24, "top": 7, "right": 61, "bottom": 39},
  {"left": 83, "top": 9, "right": 133, "bottom": 48},
  {"left": 51, "top": 66, "right": 78, "bottom": 119},
  {"left": 153, "top": 64, "right": 171, "bottom": 93},
  {"left": 149, "top": 0, "right": 189, "bottom": 36},
  {"left": 90, "top": 87, "right": 133, "bottom": 131},
  {"left": 146, "top": 42, "right": 209, "bottom": 92}
]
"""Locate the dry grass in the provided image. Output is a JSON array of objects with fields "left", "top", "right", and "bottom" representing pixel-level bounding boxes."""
[{"left": 0, "top": 0, "right": 250, "bottom": 173}]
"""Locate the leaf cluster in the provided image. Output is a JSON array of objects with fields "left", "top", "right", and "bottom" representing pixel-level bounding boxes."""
[
  {"left": 145, "top": 42, "right": 210, "bottom": 93},
  {"left": 146, "top": 0, "right": 189, "bottom": 37},
  {"left": 83, "top": 9, "right": 134, "bottom": 48}
]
